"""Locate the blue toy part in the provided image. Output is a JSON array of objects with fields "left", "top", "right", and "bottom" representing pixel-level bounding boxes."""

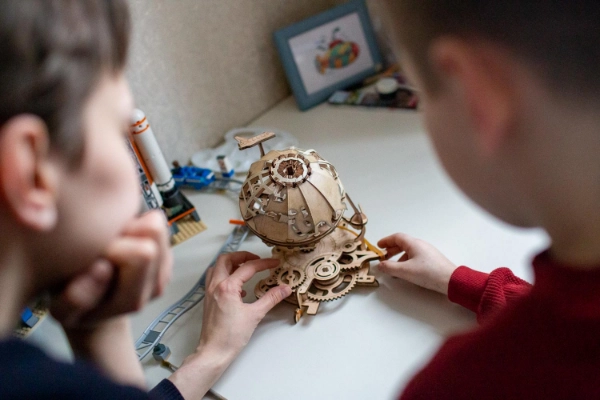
[
  {"left": 172, "top": 165, "right": 215, "bottom": 190},
  {"left": 21, "top": 307, "right": 33, "bottom": 323},
  {"left": 20, "top": 306, "right": 39, "bottom": 328},
  {"left": 221, "top": 170, "right": 235, "bottom": 178}
]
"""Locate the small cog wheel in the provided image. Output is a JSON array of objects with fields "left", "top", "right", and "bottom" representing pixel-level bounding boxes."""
[
  {"left": 340, "top": 239, "right": 360, "bottom": 253},
  {"left": 276, "top": 266, "right": 306, "bottom": 289},
  {"left": 313, "top": 259, "right": 340, "bottom": 281},
  {"left": 305, "top": 253, "right": 341, "bottom": 282},
  {"left": 254, "top": 280, "right": 272, "bottom": 299}
]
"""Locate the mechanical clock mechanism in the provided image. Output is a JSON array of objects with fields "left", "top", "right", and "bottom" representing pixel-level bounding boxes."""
[{"left": 236, "top": 132, "right": 385, "bottom": 322}]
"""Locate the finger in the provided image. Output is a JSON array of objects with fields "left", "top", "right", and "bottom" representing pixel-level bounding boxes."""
[
  {"left": 382, "top": 246, "right": 404, "bottom": 259},
  {"left": 82, "top": 267, "right": 148, "bottom": 321},
  {"left": 121, "top": 210, "right": 172, "bottom": 298},
  {"left": 86, "top": 237, "right": 158, "bottom": 319},
  {"left": 250, "top": 285, "right": 292, "bottom": 317},
  {"left": 377, "top": 260, "right": 398, "bottom": 278},
  {"left": 111, "top": 235, "right": 158, "bottom": 300},
  {"left": 152, "top": 246, "right": 173, "bottom": 298},
  {"left": 377, "top": 232, "right": 412, "bottom": 248},
  {"left": 230, "top": 258, "right": 280, "bottom": 284},
  {"left": 377, "top": 259, "right": 415, "bottom": 280},
  {"left": 211, "top": 251, "right": 260, "bottom": 283},
  {"left": 51, "top": 259, "right": 113, "bottom": 326},
  {"left": 377, "top": 233, "right": 416, "bottom": 257},
  {"left": 122, "top": 209, "right": 168, "bottom": 238},
  {"left": 205, "top": 266, "right": 214, "bottom": 286},
  {"left": 64, "top": 260, "right": 114, "bottom": 307}
]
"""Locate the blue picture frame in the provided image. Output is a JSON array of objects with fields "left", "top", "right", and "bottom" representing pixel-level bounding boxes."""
[{"left": 274, "top": 0, "right": 383, "bottom": 111}]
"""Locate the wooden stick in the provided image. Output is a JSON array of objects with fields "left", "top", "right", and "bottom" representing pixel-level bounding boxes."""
[{"left": 235, "top": 131, "right": 276, "bottom": 156}]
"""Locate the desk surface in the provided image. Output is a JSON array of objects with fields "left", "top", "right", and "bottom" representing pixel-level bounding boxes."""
[{"left": 131, "top": 97, "right": 548, "bottom": 399}]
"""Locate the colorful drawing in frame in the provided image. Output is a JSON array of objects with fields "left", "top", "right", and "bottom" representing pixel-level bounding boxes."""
[
  {"left": 315, "top": 27, "right": 360, "bottom": 74},
  {"left": 274, "top": 0, "right": 382, "bottom": 110}
]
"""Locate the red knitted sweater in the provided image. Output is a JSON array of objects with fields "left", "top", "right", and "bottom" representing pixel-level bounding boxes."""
[{"left": 400, "top": 250, "right": 600, "bottom": 399}]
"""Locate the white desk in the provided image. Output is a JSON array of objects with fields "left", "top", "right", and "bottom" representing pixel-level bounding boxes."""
[{"left": 131, "top": 97, "right": 548, "bottom": 399}]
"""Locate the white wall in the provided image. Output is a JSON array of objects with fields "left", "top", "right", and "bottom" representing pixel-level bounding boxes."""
[{"left": 126, "top": 0, "right": 345, "bottom": 164}]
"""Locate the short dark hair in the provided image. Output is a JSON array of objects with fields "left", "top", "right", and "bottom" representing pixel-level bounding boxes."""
[
  {"left": 387, "top": 1, "right": 600, "bottom": 98},
  {"left": 0, "top": 0, "right": 130, "bottom": 163}
]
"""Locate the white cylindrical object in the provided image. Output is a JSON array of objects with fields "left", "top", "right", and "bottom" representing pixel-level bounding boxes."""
[
  {"left": 375, "top": 77, "right": 399, "bottom": 99},
  {"left": 130, "top": 109, "right": 175, "bottom": 193}
]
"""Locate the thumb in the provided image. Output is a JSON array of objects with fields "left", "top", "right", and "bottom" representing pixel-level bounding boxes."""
[
  {"left": 252, "top": 285, "right": 292, "bottom": 316},
  {"left": 378, "top": 259, "right": 413, "bottom": 280}
]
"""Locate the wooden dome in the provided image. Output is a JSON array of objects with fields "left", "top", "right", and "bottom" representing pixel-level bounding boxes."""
[{"left": 239, "top": 147, "right": 346, "bottom": 249}]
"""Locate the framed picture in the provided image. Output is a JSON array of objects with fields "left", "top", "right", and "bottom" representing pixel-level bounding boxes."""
[{"left": 274, "top": 0, "right": 383, "bottom": 111}]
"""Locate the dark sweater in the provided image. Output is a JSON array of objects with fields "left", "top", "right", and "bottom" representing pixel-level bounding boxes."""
[
  {"left": 0, "top": 338, "right": 183, "bottom": 399},
  {"left": 401, "top": 250, "right": 600, "bottom": 399}
]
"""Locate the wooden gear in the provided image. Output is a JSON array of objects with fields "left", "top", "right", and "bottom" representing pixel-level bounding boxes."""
[{"left": 236, "top": 132, "right": 385, "bottom": 322}]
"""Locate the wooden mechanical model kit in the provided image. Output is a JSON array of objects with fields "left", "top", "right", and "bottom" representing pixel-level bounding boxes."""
[{"left": 236, "top": 132, "right": 385, "bottom": 322}]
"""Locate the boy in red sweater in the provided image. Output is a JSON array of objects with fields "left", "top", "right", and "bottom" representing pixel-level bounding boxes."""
[{"left": 376, "top": 1, "right": 600, "bottom": 399}]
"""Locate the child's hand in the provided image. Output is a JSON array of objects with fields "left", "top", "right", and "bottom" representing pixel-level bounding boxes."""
[
  {"left": 167, "top": 252, "right": 290, "bottom": 398},
  {"left": 51, "top": 210, "right": 173, "bottom": 328},
  {"left": 196, "top": 251, "right": 291, "bottom": 360},
  {"left": 49, "top": 210, "right": 171, "bottom": 387},
  {"left": 377, "top": 233, "right": 457, "bottom": 295}
]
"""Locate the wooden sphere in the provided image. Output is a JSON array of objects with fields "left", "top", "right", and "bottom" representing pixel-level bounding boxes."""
[{"left": 239, "top": 148, "right": 346, "bottom": 249}]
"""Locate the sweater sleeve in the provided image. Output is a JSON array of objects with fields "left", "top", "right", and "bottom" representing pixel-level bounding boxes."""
[
  {"left": 447, "top": 266, "right": 531, "bottom": 324},
  {"left": 148, "top": 379, "right": 184, "bottom": 400}
]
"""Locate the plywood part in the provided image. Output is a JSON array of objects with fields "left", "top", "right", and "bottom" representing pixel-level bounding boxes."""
[{"left": 238, "top": 133, "right": 385, "bottom": 321}]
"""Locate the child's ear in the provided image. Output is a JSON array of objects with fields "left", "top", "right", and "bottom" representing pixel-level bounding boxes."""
[
  {"left": 0, "top": 115, "right": 59, "bottom": 231},
  {"left": 429, "top": 37, "right": 517, "bottom": 157}
]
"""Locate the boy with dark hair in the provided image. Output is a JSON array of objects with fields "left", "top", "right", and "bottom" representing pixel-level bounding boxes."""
[
  {"left": 377, "top": 1, "right": 600, "bottom": 398},
  {"left": 0, "top": 1, "right": 290, "bottom": 398}
]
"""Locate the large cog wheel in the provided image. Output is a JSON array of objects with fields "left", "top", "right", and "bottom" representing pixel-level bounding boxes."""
[
  {"left": 306, "top": 271, "right": 357, "bottom": 302},
  {"left": 337, "top": 250, "right": 379, "bottom": 271}
]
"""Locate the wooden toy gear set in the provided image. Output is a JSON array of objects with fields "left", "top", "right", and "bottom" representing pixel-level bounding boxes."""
[{"left": 236, "top": 132, "right": 385, "bottom": 322}]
